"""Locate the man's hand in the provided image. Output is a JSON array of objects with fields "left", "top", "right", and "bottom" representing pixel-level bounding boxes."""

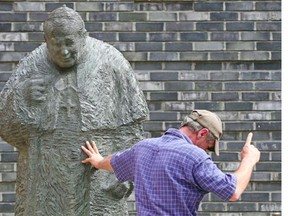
[
  {"left": 81, "top": 141, "right": 104, "bottom": 169},
  {"left": 240, "top": 132, "right": 261, "bottom": 165}
]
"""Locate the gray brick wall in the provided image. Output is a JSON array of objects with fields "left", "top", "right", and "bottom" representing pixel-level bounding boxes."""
[{"left": 0, "top": 0, "right": 281, "bottom": 215}]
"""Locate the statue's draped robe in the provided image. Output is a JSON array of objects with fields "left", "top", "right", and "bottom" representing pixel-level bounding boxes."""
[{"left": 0, "top": 37, "right": 148, "bottom": 216}]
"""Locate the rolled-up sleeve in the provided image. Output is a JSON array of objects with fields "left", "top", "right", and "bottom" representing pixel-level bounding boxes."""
[
  {"left": 111, "top": 148, "right": 135, "bottom": 182},
  {"left": 192, "top": 158, "right": 237, "bottom": 201}
]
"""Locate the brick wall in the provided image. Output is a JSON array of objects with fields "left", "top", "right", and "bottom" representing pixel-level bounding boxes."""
[{"left": 0, "top": 1, "right": 281, "bottom": 215}]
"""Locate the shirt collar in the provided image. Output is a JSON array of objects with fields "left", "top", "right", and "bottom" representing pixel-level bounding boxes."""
[{"left": 164, "top": 128, "right": 193, "bottom": 145}]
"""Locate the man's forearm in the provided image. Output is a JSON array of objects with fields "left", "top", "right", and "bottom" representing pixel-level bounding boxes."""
[{"left": 230, "top": 158, "right": 254, "bottom": 201}]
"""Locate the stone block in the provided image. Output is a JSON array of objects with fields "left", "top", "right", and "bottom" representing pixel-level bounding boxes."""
[
  {"left": 164, "top": 62, "right": 192, "bottom": 70},
  {"left": 85, "top": 23, "right": 103, "bottom": 31},
  {"left": 256, "top": 22, "right": 281, "bottom": 31},
  {"left": 136, "top": 23, "right": 164, "bottom": 32},
  {"left": 227, "top": 203, "right": 257, "bottom": 211},
  {"left": 135, "top": 42, "right": 162, "bottom": 51},
  {"left": 225, "top": 102, "right": 253, "bottom": 111},
  {"left": 119, "top": 12, "right": 147, "bottom": 21},
  {"left": 180, "top": 32, "right": 208, "bottom": 41},
  {"left": 13, "top": 2, "right": 45, "bottom": 11},
  {"left": 105, "top": 22, "right": 133, "bottom": 31},
  {"left": 240, "top": 71, "right": 271, "bottom": 81},
  {"left": 256, "top": 122, "right": 281, "bottom": 131},
  {"left": 1, "top": 193, "right": 16, "bottom": 202},
  {"left": 14, "top": 42, "right": 40, "bottom": 52},
  {"left": 195, "top": 82, "right": 222, "bottom": 91},
  {"left": 254, "top": 101, "right": 281, "bottom": 110},
  {"left": 0, "top": 24, "right": 11, "bottom": 32},
  {"left": 195, "top": 62, "right": 221, "bottom": 70},
  {"left": 212, "top": 92, "right": 239, "bottom": 101},
  {"left": 166, "top": 3, "right": 193, "bottom": 11},
  {"left": 194, "top": 102, "right": 224, "bottom": 110},
  {"left": 140, "top": 81, "right": 163, "bottom": 91},
  {"left": 89, "top": 12, "right": 117, "bottom": 21},
  {"left": 194, "top": 42, "right": 224, "bottom": 51},
  {"left": 254, "top": 62, "right": 281, "bottom": 70},
  {"left": 122, "top": 51, "right": 147, "bottom": 61},
  {"left": 0, "top": 3, "right": 13, "bottom": 11},
  {"left": 149, "top": 112, "right": 178, "bottom": 121},
  {"left": 165, "top": 81, "right": 193, "bottom": 91},
  {"left": 257, "top": 42, "right": 281, "bottom": 51},
  {"left": 149, "top": 12, "right": 177, "bottom": 21},
  {"left": 29, "top": 12, "right": 48, "bottom": 21},
  {"left": 180, "top": 92, "right": 209, "bottom": 101},
  {"left": 45, "top": 3, "right": 74, "bottom": 12},
  {"left": 242, "top": 92, "right": 269, "bottom": 101},
  {"left": 119, "top": 32, "right": 146, "bottom": 41},
  {"left": 134, "top": 62, "right": 162, "bottom": 70},
  {"left": 226, "top": 2, "right": 253, "bottom": 11},
  {"left": 166, "top": 22, "right": 194, "bottom": 31},
  {"left": 196, "top": 22, "right": 223, "bottom": 31},
  {"left": 0, "top": 204, "right": 14, "bottom": 213},
  {"left": 240, "top": 51, "right": 270, "bottom": 61},
  {"left": 0, "top": 33, "right": 28, "bottom": 42},
  {"left": 13, "top": 22, "right": 43, "bottom": 32},
  {"left": 179, "top": 52, "right": 208, "bottom": 61},
  {"left": 0, "top": 13, "right": 27, "bottom": 22},
  {"left": 211, "top": 32, "right": 239, "bottom": 41},
  {"left": 210, "top": 12, "right": 238, "bottom": 21},
  {"left": 210, "top": 71, "right": 239, "bottom": 81},
  {"left": 150, "top": 72, "right": 178, "bottom": 81},
  {"left": 179, "top": 12, "right": 209, "bottom": 21},
  {"left": 255, "top": 2, "right": 281, "bottom": 11},
  {"left": 226, "top": 21, "right": 254, "bottom": 31},
  {"left": 150, "top": 52, "right": 178, "bottom": 61},
  {"left": 90, "top": 32, "right": 117, "bottom": 42},
  {"left": 255, "top": 81, "right": 281, "bottom": 90},
  {"left": 136, "top": 3, "right": 164, "bottom": 11},
  {"left": 149, "top": 33, "right": 177, "bottom": 42},
  {"left": 210, "top": 52, "right": 238, "bottom": 61},
  {"left": 254, "top": 182, "right": 281, "bottom": 191},
  {"left": 194, "top": 2, "right": 223, "bottom": 11},
  {"left": 105, "top": 2, "right": 134, "bottom": 11},
  {"left": 76, "top": 2, "right": 104, "bottom": 11},
  {"left": 150, "top": 92, "right": 178, "bottom": 101},
  {"left": 143, "top": 122, "right": 163, "bottom": 131}
]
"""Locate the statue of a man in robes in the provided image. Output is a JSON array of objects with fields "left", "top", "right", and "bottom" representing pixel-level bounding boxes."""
[{"left": 0, "top": 6, "right": 148, "bottom": 216}]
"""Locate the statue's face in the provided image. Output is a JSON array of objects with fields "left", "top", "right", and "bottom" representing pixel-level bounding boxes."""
[{"left": 45, "top": 31, "right": 85, "bottom": 68}]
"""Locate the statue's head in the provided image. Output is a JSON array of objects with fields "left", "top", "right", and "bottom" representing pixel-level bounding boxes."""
[{"left": 44, "top": 6, "right": 87, "bottom": 68}]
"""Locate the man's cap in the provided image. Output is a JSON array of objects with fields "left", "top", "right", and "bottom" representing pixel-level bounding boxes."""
[{"left": 181, "top": 110, "right": 222, "bottom": 156}]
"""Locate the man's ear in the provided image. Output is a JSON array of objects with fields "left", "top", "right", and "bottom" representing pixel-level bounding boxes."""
[{"left": 197, "top": 128, "right": 209, "bottom": 138}]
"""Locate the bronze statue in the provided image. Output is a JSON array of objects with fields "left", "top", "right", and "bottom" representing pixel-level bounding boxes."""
[{"left": 0, "top": 6, "right": 148, "bottom": 216}]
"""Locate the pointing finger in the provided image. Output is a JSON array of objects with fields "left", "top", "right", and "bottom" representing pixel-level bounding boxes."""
[{"left": 245, "top": 132, "right": 253, "bottom": 146}]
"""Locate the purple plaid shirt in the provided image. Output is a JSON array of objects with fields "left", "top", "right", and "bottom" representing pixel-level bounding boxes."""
[{"left": 111, "top": 128, "right": 236, "bottom": 216}]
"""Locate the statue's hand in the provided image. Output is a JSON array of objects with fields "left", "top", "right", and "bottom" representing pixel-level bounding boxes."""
[
  {"left": 104, "top": 180, "right": 134, "bottom": 200},
  {"left": 24, "top": 77, "right": 46, "bottom": 102},
  {"left": 101, "top": 173, "right": 134, "bottom": 200}
]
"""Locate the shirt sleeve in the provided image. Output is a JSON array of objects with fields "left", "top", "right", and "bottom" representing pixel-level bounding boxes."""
[
  {"left": 192, "top": 158, "right": 237, "bottom": 201},
  {"left": 111, "top": 147, "right": 135, "bottom": 182}
]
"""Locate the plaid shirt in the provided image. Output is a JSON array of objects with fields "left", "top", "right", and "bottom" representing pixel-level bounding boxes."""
[{"left": 111, "top": 128, "right": 236, "bottom": 216}]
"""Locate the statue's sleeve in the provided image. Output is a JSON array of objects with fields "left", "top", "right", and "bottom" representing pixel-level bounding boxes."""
[
  {"left": 0, "top": 70, "right": 31, "bottom": 147},
  {"left": 109, "top": 46, "right": 149, "bottom": 124}
]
